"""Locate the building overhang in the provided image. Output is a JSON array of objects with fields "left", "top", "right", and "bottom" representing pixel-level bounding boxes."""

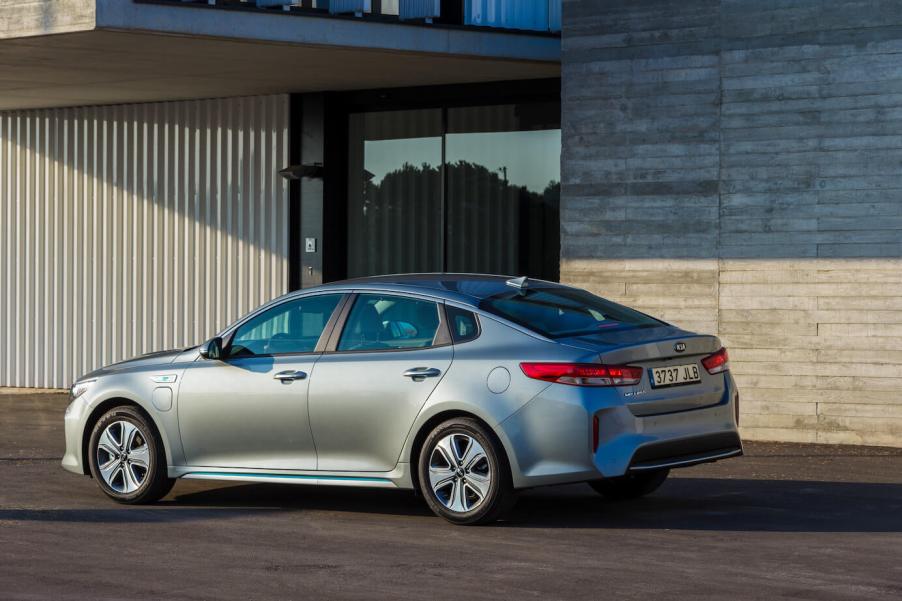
[{"left": 0, "top": 0, "right": 560, "bottom": 110}]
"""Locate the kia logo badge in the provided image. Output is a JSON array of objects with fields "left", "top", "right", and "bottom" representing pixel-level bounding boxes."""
[{"left": 674, "top": 342, "right": 687, "bottom": 353}]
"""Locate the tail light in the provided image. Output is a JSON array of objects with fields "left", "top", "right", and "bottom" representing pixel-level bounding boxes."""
[
  {"left": 701, "top": 347, "right": 730, "bottom": 374},
  {"left": 520, "top": 362, "right": 642, "bottom": 386}
]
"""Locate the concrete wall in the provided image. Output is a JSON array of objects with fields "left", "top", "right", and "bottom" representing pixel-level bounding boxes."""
[
  {"left": 0, "top": 0, "right": 94, "bottom": 39},
  {"left": 561, "top": 0, "right": 902, "bottom": 447},
  {"left": 0, "top": 95, "right": 290, "bottom": 388}
]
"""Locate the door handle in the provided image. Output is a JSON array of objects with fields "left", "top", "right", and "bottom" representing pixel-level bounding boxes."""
[
  {"left": 402, "top": 367, "right": 441, "bottom": 379},
  {"left": 274, "top": 370, "right": 307, "bottom": 382}
]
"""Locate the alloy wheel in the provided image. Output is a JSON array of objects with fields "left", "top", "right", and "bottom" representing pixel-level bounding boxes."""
[
  {"left": 428, "top": 433, "right": 492, "bottom": 513},
  {"left": 95, "top": 420, "right": 151, "bottom": 494}
]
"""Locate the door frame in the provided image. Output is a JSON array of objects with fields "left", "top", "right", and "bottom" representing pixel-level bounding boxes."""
[
  {"left": 316, "top": 78, "right": 561, "bottom": 284},
  {"left": 217, "top": 291, "right": 352, "bottom": 357}
]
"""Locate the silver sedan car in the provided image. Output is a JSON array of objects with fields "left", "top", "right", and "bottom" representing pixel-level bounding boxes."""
[{"left": 62, "top": 274, "right": 742, "bottom": 524}]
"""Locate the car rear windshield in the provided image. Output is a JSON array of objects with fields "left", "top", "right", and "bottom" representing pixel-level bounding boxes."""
[{"left": 479, "top": 287, "right": 663, "bottom": 338}]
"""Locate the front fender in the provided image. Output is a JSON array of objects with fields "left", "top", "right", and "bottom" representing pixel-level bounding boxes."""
[{"left": 64, "top": 369, "right": 189, "bottom": 476}]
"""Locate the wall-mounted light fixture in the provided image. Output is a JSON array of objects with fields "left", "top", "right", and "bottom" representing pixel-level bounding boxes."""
[{"left": 279, "top": 163, "right": 325, "bottom": 180}]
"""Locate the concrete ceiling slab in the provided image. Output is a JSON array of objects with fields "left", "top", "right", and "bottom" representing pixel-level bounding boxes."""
[{"left": 0, "top": 29, "right": 559, "bottom": 110}]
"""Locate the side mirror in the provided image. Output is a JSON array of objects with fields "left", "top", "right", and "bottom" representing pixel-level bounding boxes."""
[{"left": 199, "top": 337, "right": 224, "bottom": 360}]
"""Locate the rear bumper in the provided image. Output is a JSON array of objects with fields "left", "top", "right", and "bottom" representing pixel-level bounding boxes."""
[
  {"left": 627, "top": 431, "right": 743, "bottom": 472},
  {"left": 497, "top": 373, "right": 741, "bottom": 488}
]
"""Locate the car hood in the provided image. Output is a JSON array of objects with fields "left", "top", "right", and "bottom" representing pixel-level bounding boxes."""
[{"left": 78, "top": 348, "right": 189, "bottom": 380}]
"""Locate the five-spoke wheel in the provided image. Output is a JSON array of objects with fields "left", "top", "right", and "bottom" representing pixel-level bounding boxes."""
[
  {"left": 428, "top": 433, "right": 492, "bottom": 513},
  {"left": 95, "top": 420, "right": 151, "bottom": 494},
  {"left": 418, "top": 417, "right": 514, "bottom": 525},
  {"left": 88, "top": 406, "right": 174, "bottom": 504}
]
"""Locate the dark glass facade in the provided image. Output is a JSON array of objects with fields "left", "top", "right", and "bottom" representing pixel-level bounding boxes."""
[{"left": 344, "top": 98, "right": 560, "bottom": 280}]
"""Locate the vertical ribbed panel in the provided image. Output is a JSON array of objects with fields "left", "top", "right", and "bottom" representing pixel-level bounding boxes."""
[
  {"left": 0, "top": 95, "right": 290, "bottom": 389},
  {"left": 399, "top": 0, "right": 440, "bottom": 20},
  {"left": 464, "top": 0, "right": 557, "bottom": 32},
  {"left": 330, "top": 0, "right": 371, "bottom": 14}
]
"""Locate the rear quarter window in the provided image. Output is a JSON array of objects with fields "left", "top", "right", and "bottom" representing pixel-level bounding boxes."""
[{"left": 446, "top": 306, "right": 480, "bottom": 343}]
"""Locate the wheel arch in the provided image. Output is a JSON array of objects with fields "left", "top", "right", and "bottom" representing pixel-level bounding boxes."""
[
  {"left": 407, "top": 409, "right": 514, "bottom": 495},
  {"left": 80, "top": 397, "right": 168, "bottom": 476}
]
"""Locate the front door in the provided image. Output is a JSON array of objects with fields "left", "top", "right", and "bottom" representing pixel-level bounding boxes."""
[
  {"left": 309, "top": 293, "right": 453, "bottom": 472},
  {"left": 177, "top": 293, "right": 345, "bottom": 470}
]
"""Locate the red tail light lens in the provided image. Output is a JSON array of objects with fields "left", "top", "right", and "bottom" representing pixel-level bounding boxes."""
[
  {"left": 520, "top": 362, "right": 643, "bottom": 386},
  {"left": 702, "top": 347, "right": 730, "bottom": 374}
]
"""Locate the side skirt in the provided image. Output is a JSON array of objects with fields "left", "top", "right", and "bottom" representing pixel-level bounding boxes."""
[
  {"left": 180, "top": 472, "right": 397, "bottom": 488},
  {"left": 169, "top": 463, "right": 414, "bottom": 489}
]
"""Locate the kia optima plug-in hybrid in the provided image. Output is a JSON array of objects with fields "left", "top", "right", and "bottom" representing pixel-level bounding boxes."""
[{"left": 63, "top": 274, "right": 742, "bottom": 524}]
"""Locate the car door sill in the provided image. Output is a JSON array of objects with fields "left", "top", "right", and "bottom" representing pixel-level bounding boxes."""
[{"left": 177, "top": 470, "right": 398, "bottom": 488}]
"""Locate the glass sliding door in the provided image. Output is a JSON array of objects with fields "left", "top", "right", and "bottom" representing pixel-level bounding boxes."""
[
  {"left": 346, "top": 109, "right": 443, "bottom": 278},
  {"left": 345, "top": 100, "right": 560, "bottom": 281},
  {"left": 446, "top": 103, "right": 561, "bottom": 279}
]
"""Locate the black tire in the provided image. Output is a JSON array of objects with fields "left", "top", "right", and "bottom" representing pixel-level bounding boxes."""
[
  {"left": 87, "top": 405, "right": 174, "bottom": 504},
  {"left": 589, "top": 469, "right": 670, "bottom": 501},
  {"left": 418, "top": 417, "right": 516, "bottom": 525}
]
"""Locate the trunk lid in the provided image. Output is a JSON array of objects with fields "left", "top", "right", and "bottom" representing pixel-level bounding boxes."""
[
  {"left": 559, "top": 325, "right": 720, "bottom": 363},
  {"left": 561, "top": 326, "right": 726, "bottom": 416}
]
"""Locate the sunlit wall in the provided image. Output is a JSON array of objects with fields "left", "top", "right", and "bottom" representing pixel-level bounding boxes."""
[
  {"left": 561, "top": 0, "right": 902, "bottom": 447},
  {"left": 0, "top": 95, "right": 290, "bottom": 388}
]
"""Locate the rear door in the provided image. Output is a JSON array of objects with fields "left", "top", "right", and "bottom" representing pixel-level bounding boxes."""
[{"left": 308, "top": 292, "right": 453, "bottom": 472}]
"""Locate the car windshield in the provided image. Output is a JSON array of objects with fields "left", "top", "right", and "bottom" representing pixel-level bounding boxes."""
[{"left": 479, "top": 287, "right": 663, "bottom": 338}]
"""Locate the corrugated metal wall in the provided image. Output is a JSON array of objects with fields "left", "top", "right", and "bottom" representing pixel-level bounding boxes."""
[
  {"left": 0, "top": 95, "right": 290, "bottom": 389},
  {"left": 464, "top": 1, "right": 561, "bottom": 32}
]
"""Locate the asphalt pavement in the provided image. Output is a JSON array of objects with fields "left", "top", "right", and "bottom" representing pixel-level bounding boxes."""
[{"left": 1, "top": 391, "right": 901, "bottom": 600}]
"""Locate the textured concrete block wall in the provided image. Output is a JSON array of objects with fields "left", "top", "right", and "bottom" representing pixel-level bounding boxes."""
[
  {"left": 0, "top": 0, "right": 94, "bottom": 39},
  {"left": 562, "top": 0, "right": 902, "bottom": 446}
]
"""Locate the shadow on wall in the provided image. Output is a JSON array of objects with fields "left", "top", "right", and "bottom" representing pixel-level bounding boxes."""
[{"left": 0, "top": 96, "right": 290, "bottom": 388}]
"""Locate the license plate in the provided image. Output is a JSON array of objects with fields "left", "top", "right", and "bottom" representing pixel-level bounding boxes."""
[{"left": 651, "top": 363, "right": 701, "bottom": 388}]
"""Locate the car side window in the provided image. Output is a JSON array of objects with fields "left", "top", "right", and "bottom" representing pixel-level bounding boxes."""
[
  {"left": 337, "top": 294, "right": 441, "bottom": 352},
  {"left": 229, "top": 294, "right": 343, "bottom": 358},
  {"left": 446, "top": 306, "right": 479, "bottom": 343}
]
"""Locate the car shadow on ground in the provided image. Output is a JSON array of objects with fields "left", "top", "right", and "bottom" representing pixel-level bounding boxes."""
[
  {"left": 156, "top": 476, "right": 902, "bottom": 532},
  {"left": 0, "top": 506, "right": 278, "bottom": 524},
  {"left": 3, "top": 476, "right": 900, "bottom": 532},
  {"left": 508, "top": 478, "right": 902, "bottom": 532}
]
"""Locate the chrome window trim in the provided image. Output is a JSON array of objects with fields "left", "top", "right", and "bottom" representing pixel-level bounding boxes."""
[{"left": 214, "top": 286, "right": 554, "bottom": 348}]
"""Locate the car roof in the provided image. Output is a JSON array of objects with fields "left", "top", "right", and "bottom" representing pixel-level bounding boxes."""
[{"left": 293, "top": 273, "right": 569, "bottom": 307}]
